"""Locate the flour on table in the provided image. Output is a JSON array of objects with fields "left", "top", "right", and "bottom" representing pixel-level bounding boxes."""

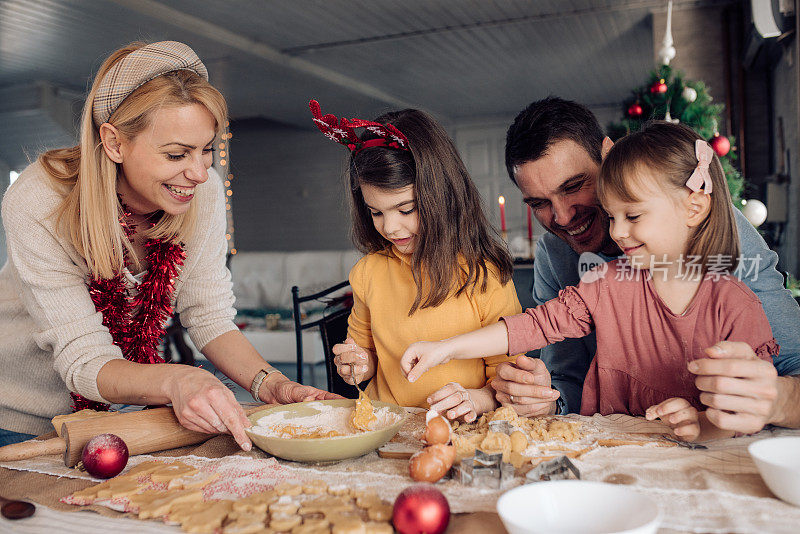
[{"left": 251, "top": 404, "right": 402, "bottom": 438}]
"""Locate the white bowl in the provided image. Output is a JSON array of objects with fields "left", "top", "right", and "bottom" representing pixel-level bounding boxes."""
[
  {"left": 497, "top": 480, "right": 661, "bottom": 534},
  {"left": 749, "top": 436, "right": 800, "bottom": 506}
]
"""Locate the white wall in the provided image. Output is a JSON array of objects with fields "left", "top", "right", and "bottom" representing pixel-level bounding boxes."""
[{"left": 229, "top": 119, "right": 353, "bottom": 251}]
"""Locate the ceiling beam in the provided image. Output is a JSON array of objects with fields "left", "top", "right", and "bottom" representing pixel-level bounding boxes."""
[
  {"left": 108, "top": 0, "right": 416, "bottom": 110},
  {"left": 284, "top": 0, "right": 738, "bottom": 55}
]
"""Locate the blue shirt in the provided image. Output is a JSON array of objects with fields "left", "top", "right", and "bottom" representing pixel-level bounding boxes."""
[{"left": 533, "top": 208, "right": 800, "bottom": 414}]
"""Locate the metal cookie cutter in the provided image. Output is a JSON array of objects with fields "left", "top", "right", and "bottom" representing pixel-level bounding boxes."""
[
  {"left": 451, "top": 449, "right": 515, "bottom": 488},
  {"left": 661, "top": 435, "right": 708, "bottom": 450},
  {"left": 525, "top": 456, "right": 581, "bottom": 482},
  {"left": 488, "top": 420, "right": 514, "bottom": 435}
]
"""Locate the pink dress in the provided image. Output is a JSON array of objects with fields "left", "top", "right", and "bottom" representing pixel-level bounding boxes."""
[{"left": 503, "top": 260, "right": 779, "bottom": 416}]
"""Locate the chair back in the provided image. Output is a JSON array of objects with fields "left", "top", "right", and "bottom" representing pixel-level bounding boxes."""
[
  {"left": 292, "top": 282, "right": 359, "bottom": 398},
  {"left": 318, "top": 307, "right": 359, "bottom": 399}
]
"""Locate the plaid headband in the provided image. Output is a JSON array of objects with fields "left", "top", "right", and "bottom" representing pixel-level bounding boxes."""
[{"left": 92, "top": 41, "right": 208, "bottom": 126}]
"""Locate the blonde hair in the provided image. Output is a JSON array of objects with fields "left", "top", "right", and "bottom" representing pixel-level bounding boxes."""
[
  {"left": 40, "top": 42, "right": 228, "bottom": 279},
  {"left": 598, "top": 121, "right": 740, "bottom": 273}
]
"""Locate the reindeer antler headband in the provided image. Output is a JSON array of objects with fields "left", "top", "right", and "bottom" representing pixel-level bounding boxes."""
[{"left": 309, "top": 100, "right": 410, "bottom": 154}]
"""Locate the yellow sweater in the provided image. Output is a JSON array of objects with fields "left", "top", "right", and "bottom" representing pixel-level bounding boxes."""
[{"left": 348, "top": 246, "right": 522, "bottom": 408}]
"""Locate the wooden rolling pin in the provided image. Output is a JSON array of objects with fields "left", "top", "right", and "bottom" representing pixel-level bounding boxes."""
[{"left": 0, "top": 405, "right": 268, "bottom": 467}]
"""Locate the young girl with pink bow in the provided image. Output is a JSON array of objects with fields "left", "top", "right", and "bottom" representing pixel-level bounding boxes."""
[{"left": 401, "top": 121, "right": 779, "bottom": 442}]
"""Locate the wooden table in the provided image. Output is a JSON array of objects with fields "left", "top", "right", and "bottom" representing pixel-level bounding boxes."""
[{"left": 2, "top": 412, "right": 800, "bottom": 533}]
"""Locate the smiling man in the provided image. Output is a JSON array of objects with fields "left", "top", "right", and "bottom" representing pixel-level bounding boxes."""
[{"left": 491, "top": 96, "right": 800, "bottom": 434}]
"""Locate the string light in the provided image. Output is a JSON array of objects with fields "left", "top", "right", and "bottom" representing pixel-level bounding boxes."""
[{"left": 217, "top": 126, "right": 235, "bottom": 254}]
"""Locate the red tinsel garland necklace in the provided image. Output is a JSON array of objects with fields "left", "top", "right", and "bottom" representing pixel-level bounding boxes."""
[{"left": 71, "top": 204, "right": 186, "bottom": 411}]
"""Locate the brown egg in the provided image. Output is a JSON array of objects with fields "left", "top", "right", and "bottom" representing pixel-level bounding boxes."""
[
  {"left": 408, "top": 446, "right": 452, "bottom": 483},
  {"left": 426, "top": 443, "right": 456, "bottom": 467},
  {"left": 423, "top": 415, "right": 451, "bottom": 445}
]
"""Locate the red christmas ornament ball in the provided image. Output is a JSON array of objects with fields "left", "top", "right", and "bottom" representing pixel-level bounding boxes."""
[
  {"left": 710, "top": 134, "right": 730, "bottom": 157},
  {"left": 650, "top": 79, "right": 668, "bottom": 94},
  {"left": 627, "top": 103, "right": 643, "bottom": 118},
  {"left": 81, "top": 433, "right": 129, "bottom": 479},
  {"left": 392, "top": 484, "right": 451, "bottom": 534}
]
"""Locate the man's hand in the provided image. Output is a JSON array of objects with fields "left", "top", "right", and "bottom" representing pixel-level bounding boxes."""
[
  {"left": 490, "top": 355, "right": 560, "bottom": 416},
  {"left": 690, "top": 341, "right": 778, "bottom": 434}
]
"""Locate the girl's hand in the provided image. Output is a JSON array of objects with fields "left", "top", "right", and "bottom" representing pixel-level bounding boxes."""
[
  {"left": 164, "top": 366, "right": 253, "bottom": 451},
  {"left": 263, "top": 372, "right": 343, "bottom": 404},
  {"left": 646, "top": 397, "right": 701, "bottom": 442},
  {"left": 332, "top": 337, "right": 375, "bottom": 385},
  {"left": 428, "top": 382, "right": 479, "bottom": 423},
  {"left": 401, "top": 341, "right": 453, "bottom": 383}
]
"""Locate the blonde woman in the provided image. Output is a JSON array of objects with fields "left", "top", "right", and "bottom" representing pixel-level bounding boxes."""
[{"left": 0, "top": 41, "right": 337, "bottom": 448}]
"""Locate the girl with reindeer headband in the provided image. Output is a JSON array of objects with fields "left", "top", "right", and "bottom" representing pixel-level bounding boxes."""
[
  {"left": 310, "top": 100, "right": 524, "bottom": 422},
  {"left": 401, "top": 121, "right": 779, "bottom": 442}
]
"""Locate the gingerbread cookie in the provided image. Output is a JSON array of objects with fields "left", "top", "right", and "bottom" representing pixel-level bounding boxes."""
[
  {"left": 167, "top": 470, "right": 220, "bottom": 490},
  {"left": 149, "top": 461, "right": 199, "bottom": 483},
  {"left": 299, "top": 496, "right": 351, "bottom": 515},
  {"left": 366, "top": 504, "right": 393, "bottom": 522},
  {"left": 269, "top": 496, "right": 299, "bottom": 516},
  {"left": 327, "top": 485, "right": 352, "bottom": 497},
  {"left": 269, "top": 512, "right": 302, "bottom": 531},
  {"left": 132, "top": 489, "right": 203, "bottom": 519},
  {"left": 302, "top": 480, "right": 328, "bottom": 495},
  {"left": 365, "top": 522, "right": 393, "bottom": 534},
  {"left": 181, "top": 499, "right": 233, "bottom": 533},
  {"left": 275, "top": 482, "right": 303, "bottom": 496},
  {"left": 232, "top": 490, "right": 278, "bottom": 514},
  {"left": 124, "top": 460, "right": 167, "bottom": 477},
  {"left": 94, "top": 476, "right": 143, "bottom": 499},
  {"left": 331, "top": 518, "right": 367, "bottom": 534}
]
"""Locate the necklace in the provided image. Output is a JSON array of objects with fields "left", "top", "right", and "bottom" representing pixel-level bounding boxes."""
[{"left": 71, "top": 204, "right": 186, "bottom": 411}]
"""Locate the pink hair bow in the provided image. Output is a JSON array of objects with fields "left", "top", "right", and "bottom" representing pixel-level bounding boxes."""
[{"left": 685, "top": 139, "right": 713, "bottom": 195}]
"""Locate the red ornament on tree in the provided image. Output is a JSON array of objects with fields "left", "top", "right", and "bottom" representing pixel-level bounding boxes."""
[
  {"left": 650, "top": 79, "right": 668, "bottom": 94},
  {"left": 710, "top": 133, "right": 730, "bottom": 157},
  {"left": 81, "top": 434, "right": 129, "bottom": 479},
  {"left": 392, "top": 484, "right": 450, "bottom": 534},
  {"left": 627, "top": 102, "right": 643, "bottom": 118}
]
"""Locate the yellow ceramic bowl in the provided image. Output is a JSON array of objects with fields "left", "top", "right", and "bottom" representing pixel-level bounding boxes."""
[{"left": 245, "top": 399, "right": 408, "bottom": 462}]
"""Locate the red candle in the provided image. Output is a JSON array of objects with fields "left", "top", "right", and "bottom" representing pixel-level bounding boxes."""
[
  {"left": 498, "top": 196, "right": 506, "bottom": 231},
  {"left": 527, "top": 204, "right": 533, "bottom": 240}
]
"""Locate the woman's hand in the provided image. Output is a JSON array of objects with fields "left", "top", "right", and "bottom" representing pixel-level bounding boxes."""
[
  {"left": 261, "top": 372, "right": 342, "bottom": 404},
  {"left": 427, "top": 382, "right": 485, "bottom": 423},
  {"left": 332, "top": 337, "right": 376, "bottom": 385},
  {"left": 490, "top": 355, "right": 561, "bottom": 416},
  {"left": 646, "top": 397, "right": 701, "bottom": 442},
  {"left": 400, "top": 341, "right": 454, "bottom": 383},
  {"left": 164, "top": 366, "right": 253, "bottom": 450}
]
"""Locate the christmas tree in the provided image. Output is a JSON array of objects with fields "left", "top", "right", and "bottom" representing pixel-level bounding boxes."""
[{"left": 608, "top": 64, "right": 744, "bottom": 206}]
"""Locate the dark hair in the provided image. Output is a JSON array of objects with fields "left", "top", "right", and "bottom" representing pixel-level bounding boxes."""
[
  {"left": 598, "top": 121, "right": 740, "bottom": 273},
  {"left": 505, "top": 96, "right": 605, "bottom": 183},
  {"left": 347, "top": 109, "right": 513, "bottom": 315}
]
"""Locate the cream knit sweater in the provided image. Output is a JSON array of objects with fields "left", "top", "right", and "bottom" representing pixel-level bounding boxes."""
[{"left": 0, "top": 162, "right": 237, "bottom": 435}]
